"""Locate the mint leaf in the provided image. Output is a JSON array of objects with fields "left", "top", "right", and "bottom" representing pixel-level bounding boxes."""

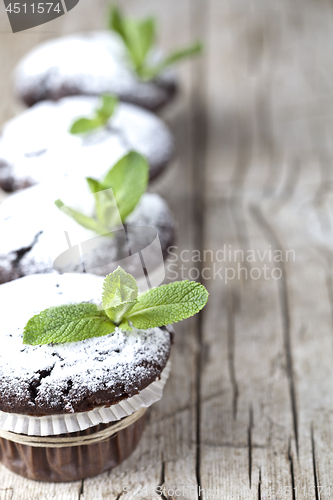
[
  {"left": 109, "top": 6, "right": 202, "bottom": 80},
  {"left": 23, "top": 303, "right": 115, "bottom": 346},
  {"left": 93, "top": 189, "right": 121, "bottom": 229},
  {"left": 109, "top": 6, "right": 155, "bottom": 71},
  {"left": 86, "top": 177, "right": 103, "bottom": 194},
  {"left": 160, "top": 41, "right": 203, "bottom": 67},
  {"left": 55, "top": 152, "right": 147, "bottom": 236},
  {"left": 124, "top": 18, "right": 155, "bottom": 70},
  {"left": 109, "top": 6, "right": 127, "bottom": 42},
  {"left": 141, "top": 41, "right": 203, "bottom": 80},
  {"left": 70, "top": 117, "right": 103, "bottom": 135},
  {"left": 102, "top": 267, "right": 138, "bottom": 324},
  {"left": 124, "top": 280, "right": 209, "bottom": 330},
  {"left": 22, "top": 268, "right": 209, "bottom": 346},
  {"left": 96, "top": 94, "right": 118, "bottom": 122},
  {"left": 55, "top": 199, "right": 109, "bottom": 235},
  {"left": 69, "top": 94, "right": 118, "bottom": 135},
  {"left": 87, "top": 180, "right": 123, "bottom": 231},
  {"left": 136, "top": 17, "right": 156, "bottom": 66},
  {"left": 101, "top": 151, "right": 149, "bottom": 222}
]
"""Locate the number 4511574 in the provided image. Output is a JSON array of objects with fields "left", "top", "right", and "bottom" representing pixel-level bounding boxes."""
[{"left": 6, "top": 3, "right": 61, "bottom": 13}]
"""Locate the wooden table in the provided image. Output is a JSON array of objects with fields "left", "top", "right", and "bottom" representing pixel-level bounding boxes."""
[{"left": 1, "top": 0, "right": 333, "bottom": 498}]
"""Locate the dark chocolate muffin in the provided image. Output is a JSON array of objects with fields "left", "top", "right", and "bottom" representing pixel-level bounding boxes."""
[
  {"left": 0, "top": 273, "right": 172, "bottom": 417},
  {"left": 0, "top": 96, "right": 174, "bottom": 192},
  {"left": 14, "top": 32, "right": 177, "bottom": 111},
  {"left": 0, "top": 181, "right": 175, "bottom": 285}
]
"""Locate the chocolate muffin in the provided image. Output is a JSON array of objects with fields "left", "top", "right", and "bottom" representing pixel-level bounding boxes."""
[
  {"left": 0, "top": 180, "right": 175, "bottom": 285},
  {"left": 14, "top": 32, "right": 177, "bottom": 111},
  {"left": 0, "top": 273, "right": 171, "bottom": 416},
  {"left": 0, "top": 273, "right": 172, "bottom": 481},
  {"left": 0, "top": 96, "right": 174, "bottom": 192}
]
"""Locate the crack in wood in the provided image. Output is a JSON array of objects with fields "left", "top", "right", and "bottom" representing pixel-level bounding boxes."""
[
  {"left": 325, "top": 270, "right": 333, "bottom": 343},
  {"left": 190, "top": 0, "right": 209, "bottom": 496},
  {"left": 272, "top": 158, "right": 301, "bottom": 212},
  {"left": 311, "top": 424, "right": 320, "bottom": 500},
  {"left": 258, "top": 467, "right": 262, "bottom": 500},
  {"left": 255, "top": 89, "right": 280, "bottom": 197},
  {"left": 227, "top": 289, "right": 239, "bottom": 419},
  {"left": 228, "top": 197, "right": 251, "bottom": 274},
  {"left": 250, "top": 204, "right": 299, "bottom": 455},
  {"left": 248, "top": 405, "right": 253, "bottom": 489},
  {"left": 78, "top": 479, "right": 84, "bottom": 500},
  {"left": 312, "top": 153, "right": 332, "bottom": 212},
  {"left": 231, "top": 111, "right": 253, "bottom": 193},
  {"left": 158, "top": 460, "right": 168, "bottom": 500},
  {"left": 288, "top": 438, "right": 296, "bottom": 500},
  {"left": 200, "top": 441, "right": 268, "bottom": 450},
  {"left": 160, "top": 459, "right": 165, "bottom": 486}
]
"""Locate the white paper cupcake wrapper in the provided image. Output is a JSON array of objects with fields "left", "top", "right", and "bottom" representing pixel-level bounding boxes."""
[{"left": 0, "top": 361, "right": 171, "bottom": 437}]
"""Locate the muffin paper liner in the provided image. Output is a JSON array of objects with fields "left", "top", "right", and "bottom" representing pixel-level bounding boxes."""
[
  {"left": 0, "top": 361, "right": 171, "bottom": 437},
  {"left": 0, "top": 413, "right": 148, "bottom": 482}
]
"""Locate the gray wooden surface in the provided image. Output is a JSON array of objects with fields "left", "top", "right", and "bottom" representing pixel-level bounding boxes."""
[{"left": 1, "top": 0, "right": 333, "bottom": 498}]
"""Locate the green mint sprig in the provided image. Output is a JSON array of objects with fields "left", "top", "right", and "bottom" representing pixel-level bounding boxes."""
[
  {"left": 70, "top": 94, "right": 119, "bottom": 135},
  {"left": 109, "top": 6, "right": 203, "bottom": 80},
  {"left": 23, "top": 267, "right": 209, "bottom": 345},
  {"left": 55, "top": 151, "right": 149, "bottom": 235}
]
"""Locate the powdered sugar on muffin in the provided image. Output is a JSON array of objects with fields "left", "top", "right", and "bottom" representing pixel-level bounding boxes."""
[
  {"left": 14, "top": 32, "right": 177, "bottom": 110},
  {"left": 0, "top": 96, "right": 174, "bottom": 192},
  {"left": 0, "top": 180, "right": 175, "bottom": 283}
]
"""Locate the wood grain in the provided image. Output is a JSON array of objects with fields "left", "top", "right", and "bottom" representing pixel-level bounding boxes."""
[{"left": 1, "top": 0, "right": 333, "bottom": 498}]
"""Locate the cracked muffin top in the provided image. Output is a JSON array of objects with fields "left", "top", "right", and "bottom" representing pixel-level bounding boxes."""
[
  {"left": 0, "top": 273, "right": 171, "bottom": 416},
  {"left": 14, "top": 32, "right": 177, "bottom": 111},
  {"left": 0, "top": 95, "right": 174, "bottom": 192}
]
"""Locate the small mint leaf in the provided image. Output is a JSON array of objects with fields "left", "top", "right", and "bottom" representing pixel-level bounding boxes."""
[
  {"left": 93, "top": 189, "right": 121, "bottom": 229},
  {"left": 109, "top": 5, "right": 127, "bottom": 42},
  {"left": 86, "top": 177, "right": 103, "bottom": 194},
  {"left": 86, "top": 181, "right": 122, "bottom": 229},
  {"left": 70, "top": 117, "right": 103, "bottom": 135},
  {"left": 122, "top": 20, "right": 144, "bottom": 68},
  {"left": 107, "top": 300, "right": 137, "bottom": 326},
  {"left": 119, "top": 319, "right": 133, "bottom": 331},
  {"left": 108, "top": 6, "right": 202, "bottom": 80},
  {"left": 55, "top": 199, "right": 64, "bottom": 210},
  {"left": 96, "top": 94, "right": 118, "bottom": 121},
  {"left": 109, "top": 5, "right": 155, "bottom": 73},
  {"left": 124, "top": 280, "right": 209, "bottom": 330},
  {"left": 102, "top": 151, "right": 149, "bottom": 222},
  {"left": 55, "top": 199, "right": 109, "bottom": 235},
  {"left": 161, "top": 41, "right": 203, "bottom": 67},
  {"left": 102, "top": 267, "right": 139, "bottom": 324},
  {"left": 23, "top": 303, "right": 115, "bottom": 346},
  {"left": 124, "top": 17, "right": 155, "bottom": 70},
  {"left": 141, "top": 41, "right": 203, "bottom": 80},
  {"left": 69, "top": 94, "right": 118, "bottom": 135},
  {"left": 136, "top": 17, "right": 156, "bottom": 67}
]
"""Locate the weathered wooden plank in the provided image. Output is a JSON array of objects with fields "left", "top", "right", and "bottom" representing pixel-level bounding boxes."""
[
  {"left": 199, "top": 0, "right": 333, "bottom": 499},
  {"left": 258, "top": 190, "right": 333, "bottom": 500}
]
